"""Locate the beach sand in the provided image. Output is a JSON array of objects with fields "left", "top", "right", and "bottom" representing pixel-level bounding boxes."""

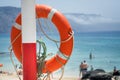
[
  {"left": 1, "top": 73, "right": 120, "bottom": 80},
  {"left": 0, "top": 74, "right": 78, "bottom": 80},
  {"left": 52, "top": 77, "right": 78, "bottom": 80},
  {"left": 0, "top": 74, "right": 22, "bottom": 80}
]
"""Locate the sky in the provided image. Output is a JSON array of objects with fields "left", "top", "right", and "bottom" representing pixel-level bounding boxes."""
[{"left": 0, "top": 0, "right": 120, "bottom": 20}]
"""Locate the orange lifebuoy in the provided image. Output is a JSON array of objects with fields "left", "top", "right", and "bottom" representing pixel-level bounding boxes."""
[{"left": 11, "top": 4, "right": 74, "bottom": 73}]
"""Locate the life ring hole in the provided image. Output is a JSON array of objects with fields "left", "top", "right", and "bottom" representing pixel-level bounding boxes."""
[{"left": 36, "top": 18, "right": 60, "bottom": 60}]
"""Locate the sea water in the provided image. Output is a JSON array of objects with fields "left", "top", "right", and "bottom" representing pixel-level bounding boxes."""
[
  {"left": 0, "top": 32, "right": 120, "bottom": 77},
  {"left": 0, "top": 33, "right": 19, "bottom": 73}
]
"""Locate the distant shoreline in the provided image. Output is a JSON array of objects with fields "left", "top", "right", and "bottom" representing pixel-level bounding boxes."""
[{"left": 1, "top": 31, "right": 120, "bottom": 34}]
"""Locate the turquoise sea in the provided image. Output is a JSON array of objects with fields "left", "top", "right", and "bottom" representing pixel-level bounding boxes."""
[{"left": 0, "top": 31, "right": 120, "bottom": 77}]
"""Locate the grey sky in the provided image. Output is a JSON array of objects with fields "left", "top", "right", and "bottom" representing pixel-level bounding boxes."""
[{"left": 0, "top": 0, "right": 120, "bottom": 20}]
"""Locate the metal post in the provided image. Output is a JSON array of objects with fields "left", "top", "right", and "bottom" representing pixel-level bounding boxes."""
[{"left": 21, "top": 0, "right": 37, "bottom": 80}]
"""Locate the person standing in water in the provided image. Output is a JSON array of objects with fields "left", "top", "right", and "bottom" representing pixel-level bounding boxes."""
[
  {"left": 89, "top": 49, "right": 95, "bottom": 60},
  {"left": 89, "top": 52, "right": 92, "bottom": 60}
]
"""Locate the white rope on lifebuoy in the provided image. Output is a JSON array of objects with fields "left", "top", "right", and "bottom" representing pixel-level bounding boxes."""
[
  {"left": 57, "top": 51, "right": 69, "bottom": 60},
  {"left": 13, "top": 23, "right": 22, "bottom": 30},
  {"left": 48, "top": 9, "right": 57, "bottom": 20}
]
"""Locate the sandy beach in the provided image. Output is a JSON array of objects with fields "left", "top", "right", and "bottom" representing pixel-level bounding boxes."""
[
  {"left": 0, "top": 74, "right": 78, "bottom": 80},
  {"left": 0, "top": 74, "right": 22, "bottom": 80},
  {"left": 1, "top": 73, "right": 120, "bottom": 80},
  {"left": 52, "top": 77, "right": 78, "bottom": 80}
]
